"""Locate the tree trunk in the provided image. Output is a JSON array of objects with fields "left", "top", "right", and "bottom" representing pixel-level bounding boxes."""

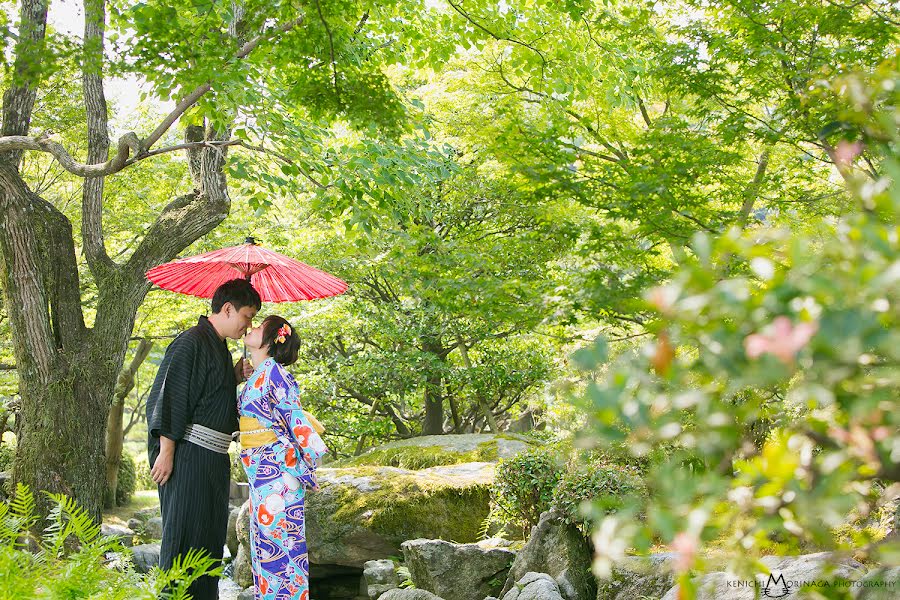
[
  {"left": 0, "top": 0, "right": 250, "bottom": 521},
  {"left": 0, "top": 128, "right": 231, "bottom": 520},
  {"left": 455, "top": 334, "right": 498, "bottom": 433},
  {"left": 446, "top": 381, "right": 461, "bottom": 433},
  {"left": 422, "top": 335, "right": 444, "bottom": 435},
  {"left": 105, "top": 338, "right": 153, "bottom": 508}
]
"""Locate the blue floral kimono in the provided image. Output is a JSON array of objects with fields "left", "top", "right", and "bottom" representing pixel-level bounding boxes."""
[{"left": 238, "top": 358, "right": 328, "bottom": 600}]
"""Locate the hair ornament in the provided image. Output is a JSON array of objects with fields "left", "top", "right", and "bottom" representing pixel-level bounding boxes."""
[{"left": 275, "top": 323, "right": 292, "bottom": 344}]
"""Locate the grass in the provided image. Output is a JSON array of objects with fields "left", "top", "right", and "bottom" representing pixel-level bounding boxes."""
[{"left": 102, "top": 489, "right": 159, "bottom": 525}]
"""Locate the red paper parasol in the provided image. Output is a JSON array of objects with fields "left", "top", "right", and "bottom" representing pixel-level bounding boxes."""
[{"left": 146, "top": 237, "right": 347, "bottom": 302}]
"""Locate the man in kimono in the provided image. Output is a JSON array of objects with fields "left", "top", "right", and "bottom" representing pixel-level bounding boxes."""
[{"left": 147, "top": 278, "right": 261, "bottom": 599}]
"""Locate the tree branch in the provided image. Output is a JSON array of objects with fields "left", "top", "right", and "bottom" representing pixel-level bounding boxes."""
[
  {"left": 143, "top": 15, "right": 305, "bottom": 150},
  {"left": 314, "top": 0, "right": 341, "bottom": 107},
  {"left": 0, "top": 0, "right": 49, "bottom": 167},
  {"left": 636, "top": 94, "right": 653, "bottom": 128},
  {"left": 446, "top": 0, "right": 547, "bottom": 75},
  {"left": 738, "top": 149, "right": 770, "bottom": 228},
  {"left": 81, "top": 0, "right": 116, "bottom": 280},
  {"left": 0, "top": 15, "right": 305, "bottom": 177}
]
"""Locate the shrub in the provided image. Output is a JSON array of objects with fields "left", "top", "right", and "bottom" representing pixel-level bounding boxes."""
[
  {"left": 578, "top": 72, "right": 900, "bottom": 588},
  {"left": 230, "top": 450, "right": 248, "bottom": 483},
  {"left": 115, "top": 452, "right": 137, "bottom": 506},
  {"left": 490, "top": 448, "right": 564, "bottom": 536},
  {"left": 0, "top": 442, "right": 13, "bottom": 474},
  {"left": 552, "top": 460, "right": 645, "bottom": 532},
  {"left": 134, "top": 459, "right": 155, "bottom": 491}
]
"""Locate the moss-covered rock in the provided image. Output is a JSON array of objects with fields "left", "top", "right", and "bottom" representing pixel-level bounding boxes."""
[
  {"left": 236, "top": 463, "right": 496, "bottom": 569},
  {"left": 334, "top": 434, "right": 535, "bottom": 470},
  {"left": 595, "top": 554, "right": 676, "bottom": 600}
]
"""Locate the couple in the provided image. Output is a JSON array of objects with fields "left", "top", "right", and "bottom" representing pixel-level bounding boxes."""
[{"left": 146, "top": 279, "right": 327, "bottom": 600}]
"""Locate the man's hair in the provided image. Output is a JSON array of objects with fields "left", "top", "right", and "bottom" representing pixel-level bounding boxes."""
[
  {"left": 211, "top": 279, "right": 262, "bottom": 314},
  {"left": 261, "top": 315, "right": 300, "bottom": 366}
]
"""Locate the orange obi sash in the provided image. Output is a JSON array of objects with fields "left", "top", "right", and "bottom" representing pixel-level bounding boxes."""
[
  {"left": 239, "top": 411, "right": 325, "bottom": 450},
  {"left": 239, "top": 416, "right": 278, "bottom": 450}
]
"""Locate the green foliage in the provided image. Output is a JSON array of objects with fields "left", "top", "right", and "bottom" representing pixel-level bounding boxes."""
[
  {"left": 578, "top": 69, "right": 900, "bottom": 589},
  {"left": 0, "top": 440, "right": 13, "bottom": 473},
  {"left": 133, "top": 460, "right": 155, "bottom": 492},
  {"left": 491, "top": 448, "right": 565, "bottom": 535},
  {"left": 0, "top": 484, "right": 221, "bottom": 599},
  {"left": 553, "top": 460, "right": 645, "bottom": 533},
  {"left": 487, "top": 441, "right": 649, "bottom": 537},
  {"left": 396, "top": 565, "right": 416, "bottom": 589},
  {"left": 229, "top": 451, "right": 248, "bottom": 484},
  {"left": 115, "top": 452, "right": 137, "bottom": 506}
]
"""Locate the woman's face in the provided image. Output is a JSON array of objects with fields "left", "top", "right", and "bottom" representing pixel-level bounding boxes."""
[{"left": 244, "top": 322, "right": 267, "bottom": 351}]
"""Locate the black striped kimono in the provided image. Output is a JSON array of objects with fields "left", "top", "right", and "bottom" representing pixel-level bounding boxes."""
[{"left": 147, "top": 315, "right": 239, "bottom": 600}]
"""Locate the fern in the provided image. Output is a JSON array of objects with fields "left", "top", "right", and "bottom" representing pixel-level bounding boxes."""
[
  {"left": 0, "top": 484, "right": 38, "bottom": 547},
  {"left": 477, "top": 511, "right": 493, "bottom": 540},
  {"left": 0, "top": 485, "right": 222, "bottom": 599},
  {"left": 396, "top": 565, "right": 416, "bottom": 589},
  {"left": 145, "top": 547, "right": 223, "bottom": 600},
  {"left": 43, "top": 492, "right": 104, "bottom": 557}
]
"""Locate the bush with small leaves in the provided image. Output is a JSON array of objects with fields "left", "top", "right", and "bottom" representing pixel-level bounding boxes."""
[
  {"left": 116, "top": 452, "right": 137, "bottom": 506},
  {"left": 491, "top": 448, "right": 564, "bottom": 536},
  {"left": 552, "top": 460, "right": 645, "bottom": 533}
]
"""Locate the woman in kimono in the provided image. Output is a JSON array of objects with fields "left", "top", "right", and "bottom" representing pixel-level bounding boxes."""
[{"left": 239, "top": 316, "right": 328, "bottom": 600}]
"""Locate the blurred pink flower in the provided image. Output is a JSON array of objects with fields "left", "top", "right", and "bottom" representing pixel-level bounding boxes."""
[
  {"left": 671, "top": 532, "right": 698, "bottom": 572},
  {"left": 744, "top": 316, "right": 818, "bottom": 364},
  {"left": 834, "top": 140, "right": 863, "bottom": 168}
]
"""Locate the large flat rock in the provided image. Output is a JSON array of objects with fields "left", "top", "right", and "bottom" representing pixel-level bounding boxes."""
[{"left": 236, "top": 463, "right": 495, "bottom": 570}]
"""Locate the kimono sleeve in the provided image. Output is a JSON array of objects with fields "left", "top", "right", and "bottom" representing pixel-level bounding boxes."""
[
  {"left": 147, "top": 334, "right": 199, "bottom": 442},
  {"left": 266, "top": 365, "right": 328, "bottom": 487}
]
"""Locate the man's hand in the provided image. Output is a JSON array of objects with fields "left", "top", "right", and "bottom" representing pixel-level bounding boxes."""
[
  {"left": 151, "top": 437, "right": 175, "bottom": 486},
  {"left": 235, "top": 357, "right": 253, "bottom": 382}
]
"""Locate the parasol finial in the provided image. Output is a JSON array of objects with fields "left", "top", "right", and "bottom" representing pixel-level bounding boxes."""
[{"left": 244, "top": 236, "right": 257, "bottom": 245}]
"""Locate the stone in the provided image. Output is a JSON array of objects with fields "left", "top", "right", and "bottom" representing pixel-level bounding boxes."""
[
  {"left": 236, "top": 500, "right": 252, "bottom": 543},
  {"left": 378, "top": 590, "right": 445, "bottom": 600},
  {"left": 230, "top": 480, "right": 250, "bottom": 503},
  {"left": 130, "top": 542, "right": 160, "bottom": 574},
  {"left": 365, "top": 559, "right": 399, "bottom": 598},
  {"left": 401, "top": 538, "right": 515, "bottom": 600},
  {"left": 144, "top": 516, "right": 163, "bottom": 539},
  {"left": 853, "top": 567, "right": 900, "bottom": 599},
  {"left": 285, "top": 463, "right": 492, "bottom": 568},
  {"left": 594, "top": 553, "right": 677, "bottom": 600},
  {"left": 660, "top": 552, "right": 867, "bottom": 600},
  {"left": 232, "top": 542, "right": 254, "bottom": 589},
  {"left": 237, "top": 588, "right": 256, "bottom": 600},
  {"left": 217, "top": 577, "right": 245, "bottom": 600},
  {"left": 502, "top": 572, "right": 565, "bottom": 600},
  {"left": 501, "top": 509, "right": 595, "bottom": 600},
  {"left": 127, "top": 518, "right": 142, "bottom": 531},
  {"left": 132, "top": 506, "right": 160, "bottom": 521},
  {"left": 226, "top": 506, "right": 241, "bottom": 557},
  {"left": 337, "top": 434, "right": 535, "bottom": 469},
  {"left": 100, "top": 523, "right": 135, "bottom": 547}
]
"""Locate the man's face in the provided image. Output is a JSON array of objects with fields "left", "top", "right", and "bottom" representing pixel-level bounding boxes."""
[{"left": 224, "top": 303, "right": 258, "bottom": 340}]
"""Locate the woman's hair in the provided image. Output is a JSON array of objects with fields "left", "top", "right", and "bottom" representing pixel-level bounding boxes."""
[{"left": 260, "top": 315, "right": 300, "bottom": 366}]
